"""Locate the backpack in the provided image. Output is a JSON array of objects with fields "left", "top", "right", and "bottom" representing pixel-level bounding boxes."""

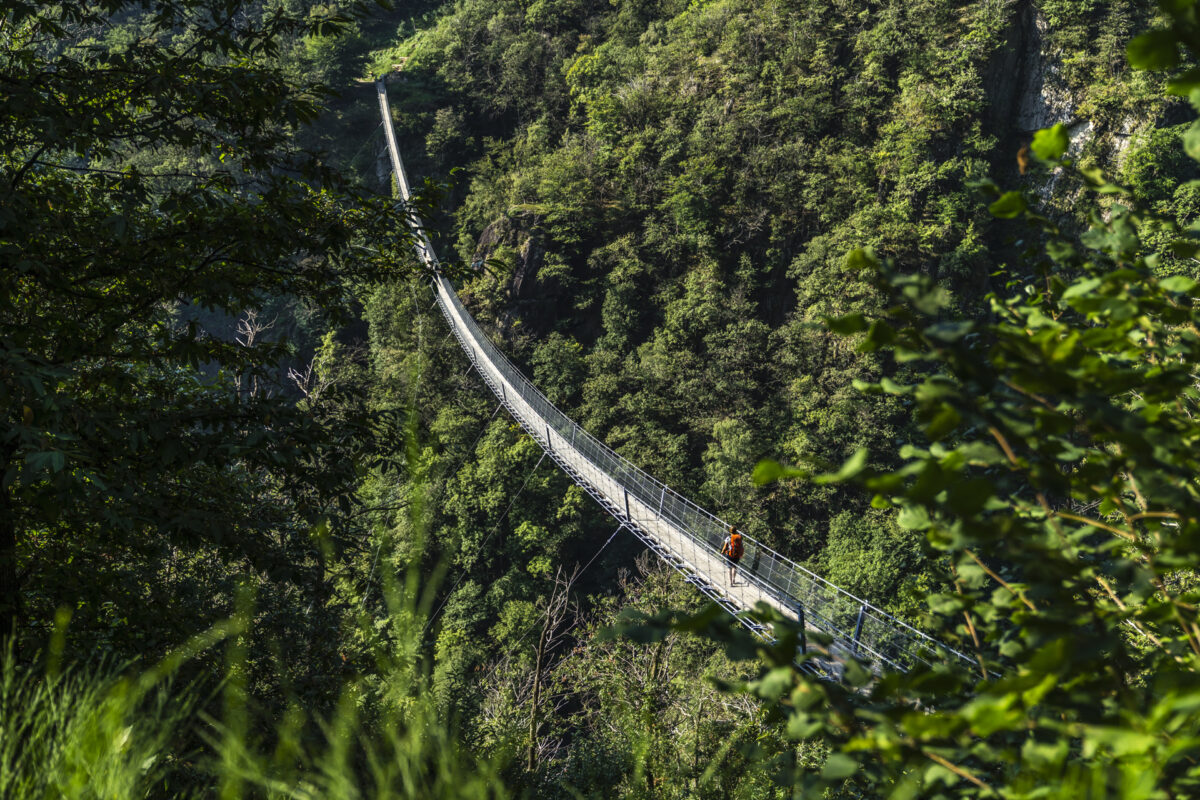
[{"left": 726, "top": 531, "right": 743, "bottom": 559}]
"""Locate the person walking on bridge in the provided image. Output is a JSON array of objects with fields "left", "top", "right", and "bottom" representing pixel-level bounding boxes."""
[{"left": 721, "top": 525, "right": 744, "bottom": 587}]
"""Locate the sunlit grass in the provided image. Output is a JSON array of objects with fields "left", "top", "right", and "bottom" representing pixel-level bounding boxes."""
[{"left": 1, "top": 464, "right": 511, "bottom": 800}]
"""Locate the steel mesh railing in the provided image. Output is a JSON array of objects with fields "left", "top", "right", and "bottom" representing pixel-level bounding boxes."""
[
  {"left": 434, "top": 273, "right": 976, "bottom": 673},
  {"left": 377, "top": 78, "right": 977, "bottom": 676}
]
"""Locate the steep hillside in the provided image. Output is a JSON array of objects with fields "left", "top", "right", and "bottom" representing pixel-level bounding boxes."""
[
  {"left": 318, "top": 5, "right": 1200, "bottom": 789},
  {"left": 368, "top": 0, "right": 1170, "bottom": 619},
  {"left": 9, "top": 0, "right": 1200, "bottom": 796}
]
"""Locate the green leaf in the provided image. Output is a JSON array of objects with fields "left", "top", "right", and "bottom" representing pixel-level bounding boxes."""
[
  {"left": 988, "top": 191, "right": 1027, "bottom": 219},
  {"left": 1184, "top": 119, "right": 1200, "bottom": 161},
  {"left": 814, "top": 448, "right": 869, "bottom": 484},
  {"left": 753, "top": 667, "right": 794, "bottom": 701},
  {"left": 786, "top": 713, "right": 822, "bottom": 740},
  {"left": 1062, "top": 277, "right": 1102, "bottom": 300},
  {"left": 1030, "top": 124, "right": 1070, "bottom": 161},
  {"left": 924, "top": 406, "right": 961, "bottom": 441},
  {"left": 908, "top": 283, "right": 952, "bottom": 315},
  {"left": 844, "top": 248, "right": 879, "bottom": 271},
  {"left": 1166, "top": 67, "right": 1200, "bottom": 96},
  {"left": 898, "top": 504, "right": 932, "bottom": 531},
  {"left": 825, "top": 312, "right": 868, "bottom": 335},
  {"left": 1127, "top": 29, "right": 1180, "bottom": 71},
  {"left": 752, "top": 459, "right": 808, "bottom": 486},
  {"left": 1046, "top": 238, "right": 1078, "bottom": 263},
  {"left": 1168, "top": 240, "right": 1200, "bottom": 258},
  {"left": 925, "top": 321, "right": 974, "bottom": 343},
  {"left": 25, "top": 450, "right": 66, "bottom": 473},
  {"left": 821, "top": 753, "right": 858, "bottom": 780},
  {"left": 1160, "top": 275, "right": 1198, "bottom": 293},
  {"left": 968, "top": 178, "right": 1000, "bottom": 197},
  {"left": 927, "top": 593, "right": 964, "bottom": 615},
  {"left": 944, "top": 478, "right": 994, "bottom": 516},
  {"left": 1079, "top": 166, "right": 1108, "bottom": 187},
  {"left": 862, "top": 320, "right": 896, "bottom": 349}
]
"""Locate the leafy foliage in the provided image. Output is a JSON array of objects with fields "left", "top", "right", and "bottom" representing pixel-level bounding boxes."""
[
  {"left": 382, "top": 0, "right": 1166, "bottom": 593},
  {"left": 702, "top": 3, "right": 1200, "bottom": 796},
  {"left": 6, "top": 0, "right": 1199, "bottom": 796},
  {"left": 0, "top": 0, "right": 427, "bottom": 718}
]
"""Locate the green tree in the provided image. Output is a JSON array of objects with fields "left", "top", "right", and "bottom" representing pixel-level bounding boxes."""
[
  {"left": 0, "top": 0, "right": 420, "bottom": 655},
  {"left": 704, "top": 5, "right": 1200, "bottom": 795},
  {"left": 531, "top": 332, "right": 586, "bottom": 406}
]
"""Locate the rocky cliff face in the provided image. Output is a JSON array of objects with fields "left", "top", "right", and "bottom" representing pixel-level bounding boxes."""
[
  {"left": 467, "top": 210, "right": 552, "bottom": 336},
  {"left": 1014, "top": 7, "right": 1074, "bottom": 135},
  {"left": 986, "top": 1, "right": 1148, "bottom": 202},
  {"left": 471, "top": 211, "right": 545, "bottom": 301},
  {"left": 987, "top": 4, "right": 1091, "bottom": 156}
]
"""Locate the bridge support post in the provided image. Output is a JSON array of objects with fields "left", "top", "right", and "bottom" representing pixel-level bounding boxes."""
[
  {"left": 623, "top": 489, "right": 630, "bottom": 520},
  {"left": 796, "top": 602, "right": 807, "bottom": 655},
  {"left": 546, "top": 424, "right": 553, "bottom": 452},
  {"left": 852, "top": 604, "right": 866, "bottom": 656}
]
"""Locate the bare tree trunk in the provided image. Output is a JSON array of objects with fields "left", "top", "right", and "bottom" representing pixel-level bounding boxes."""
[
  {"left": 692, "top": 697, "right": 703, "bottom": 793},
  {"left": 235, "top": 310, "right": 276, "bottom": 399},
  {"left": 527, "top": 616, "right": 549, "bottom": 773},
  {"left": 643, "top": 638, "right": 666, "bottom": 793},
  {"left": 526, "top": 566, "right": 579, "bottom": 773}
]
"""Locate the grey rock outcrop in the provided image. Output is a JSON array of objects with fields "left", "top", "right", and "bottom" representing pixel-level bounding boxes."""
[
  {"left": 986, "top": 3, "right": 1074, "bottom": 136},
  {"left": 472, "top": 211, "right": 545, "bottom": 300}
]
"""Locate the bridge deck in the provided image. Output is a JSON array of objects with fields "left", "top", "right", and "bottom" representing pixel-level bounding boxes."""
[
  {"left": 433, "top": 276, "right": 791, "bottom": 622},
  {"left": 375, "top": 78, "right": 978, "bottom": 676}
]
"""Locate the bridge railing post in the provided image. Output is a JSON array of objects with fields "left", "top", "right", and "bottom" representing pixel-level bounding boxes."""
[
  {"left": 796, "top": 602, "right": 807, "bottom": 656},
  {"left": 852, "top": 603, "right": 866, "bottom": 657}
]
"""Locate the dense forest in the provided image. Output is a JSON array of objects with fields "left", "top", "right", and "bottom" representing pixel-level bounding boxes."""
[{"left": 5, "top": 0, "right": 1200, "bottom": 796}]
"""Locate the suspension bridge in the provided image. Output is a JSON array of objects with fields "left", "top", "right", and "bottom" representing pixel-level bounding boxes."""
[{"left": 376, "top": 79, "right": 977, "bottom": 677}]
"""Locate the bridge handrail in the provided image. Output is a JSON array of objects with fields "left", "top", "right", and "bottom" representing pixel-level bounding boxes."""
[
  {"left": 434, "top": 272, "right": 976, "bottom": 672},
  {"left": 377, "top": 79, "right": 977, "bottom": 675}
]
